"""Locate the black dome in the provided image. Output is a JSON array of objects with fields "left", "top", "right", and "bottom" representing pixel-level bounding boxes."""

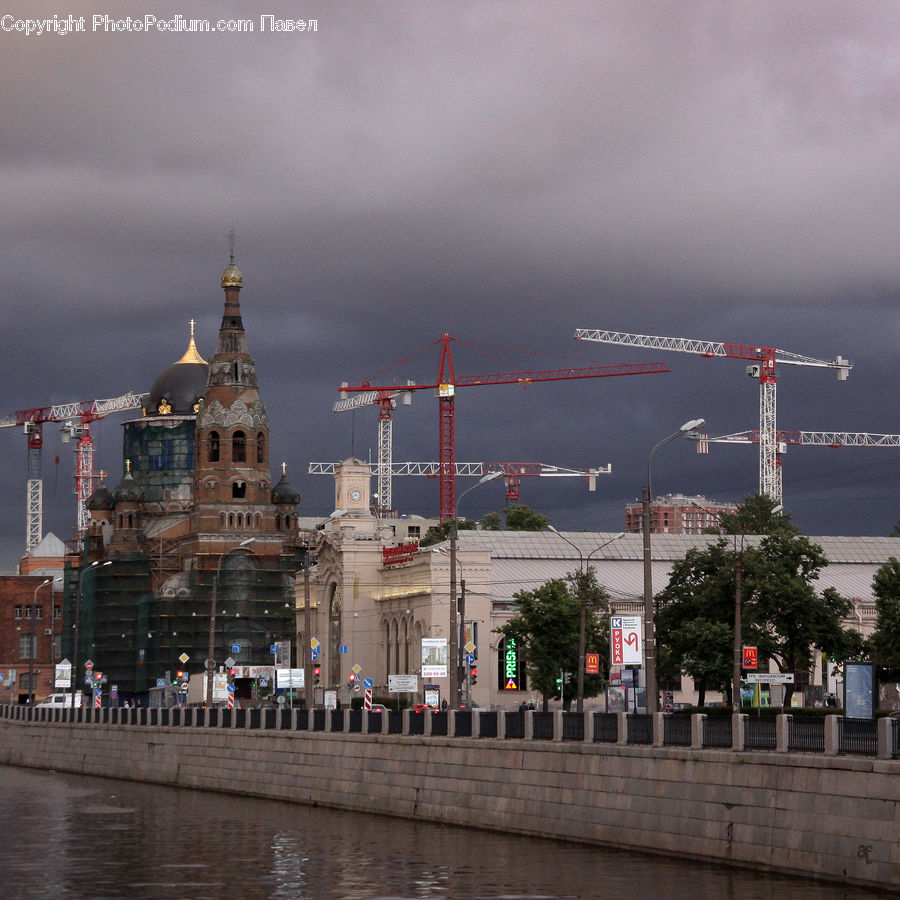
[
  {"left": 147, "top": 361, "right": 208, "bottom": 417},
  {"left": 86, "top": 483, "right": 114, "bottom": 510},
  {"left": 272, "top": 472, "right": 301, "bottom": 506}
]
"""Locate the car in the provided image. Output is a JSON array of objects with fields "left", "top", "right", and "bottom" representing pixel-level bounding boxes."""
[
  {"left": 457, "top": 700, "right": 480, "bottom": 710},
  {"left": 412, "top": 703, "right": 437, "bottom": 713},
  {"left": 368, "top": 704, "right": 388, "bottom": 713}
]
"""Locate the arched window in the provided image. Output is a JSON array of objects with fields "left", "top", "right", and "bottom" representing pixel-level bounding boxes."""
[
  {"left": 232, "top": 431, "right": 246, "bottom": 463},
  {"left": 209, "top": 431, "right": 220, "bottom": 463},
  {"left": 256, "top": 432, "right": 265, "bottom": 464},
  {"left": 232, "top": 480, "right": 246, "bottom": 499},
  {"left": 275, "top": 514, "right": 282, "bottom": 531},
  {"left": 237, "top": 513, "right": 244, "bottom": 527}
]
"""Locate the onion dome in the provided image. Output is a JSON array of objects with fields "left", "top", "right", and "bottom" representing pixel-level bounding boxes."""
[
  {"left": 272, "top": 463, "right": 301, "bottom": 506},
  {"left": 113, "top": 461, "right": 144, "bottom": 504},
  {"left": 145, "top": 322, "right": 209, "bottom": 416},
  {"left": 85, "top": 479, "right": 114, "bottom": 511},
  {"left": 221, "top": 255, "right": 243, "bottom": 289}
]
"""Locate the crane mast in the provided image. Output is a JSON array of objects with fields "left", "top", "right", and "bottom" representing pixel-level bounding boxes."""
[{"left": 575, "top": 328, "right": 851, "bottom": 501}]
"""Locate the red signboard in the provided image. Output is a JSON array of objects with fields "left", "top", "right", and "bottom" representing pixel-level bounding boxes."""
[
  {"left": 381, "top": 541, "right": 419, "bottom": 568},
  {"left": 585, "top": 653, "right": 600, "bottom": 674},
  {"left": 743, "top": 645, "right": 758, "bottom": 670}
]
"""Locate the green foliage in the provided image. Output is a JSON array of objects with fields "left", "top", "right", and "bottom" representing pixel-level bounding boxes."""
[
  {"left": 479, "top": 511, "right": 501, "bottom": 531},
  {"left": 657, "top": 496, "right": 857, "bottom": 707},
  {"left": 868, "top": 557, "right": 900, "bottom": 680},
  {"left": 503, "top": 504, "right": 550, "bottom": 531},
  {"left": 717, "top": 493, "right": 795, "bottom": 535},
  {"left": 497, "top": 569, "right": 610, "bottom": 708},
  {"left": 418, "top": 518, "right": 476, "bottom": 548}
]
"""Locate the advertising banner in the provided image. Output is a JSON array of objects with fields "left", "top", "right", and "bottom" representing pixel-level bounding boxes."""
[
  {"left": 421, "top": 638, "right": 448, "bottom": 678},
  {"left": 610, "top": 616, "right": 642, "bottom": 665}
]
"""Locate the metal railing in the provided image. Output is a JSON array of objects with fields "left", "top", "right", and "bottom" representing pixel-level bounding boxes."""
[{"left": 3, "top": 705, "right": 897, "bottom": 759}]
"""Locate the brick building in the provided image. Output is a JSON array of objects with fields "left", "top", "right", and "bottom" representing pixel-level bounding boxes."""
[{"left": 625, "top": 493, "right": 738, "bottom": 535}]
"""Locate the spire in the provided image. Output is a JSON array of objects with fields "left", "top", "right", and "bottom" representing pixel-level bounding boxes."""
[{"left": 175, "top": 319, "right": 207, "bottom": 365}]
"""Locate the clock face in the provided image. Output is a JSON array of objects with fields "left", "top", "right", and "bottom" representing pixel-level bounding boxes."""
[{"left": 349, "top": 489, "right": 362, "bottom": 503}]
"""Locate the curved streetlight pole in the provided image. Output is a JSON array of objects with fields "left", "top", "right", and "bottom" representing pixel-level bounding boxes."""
[
  {"left": 449, "top": 471, "right": 503, "bottom": 708},
  {"left": 206, "top": 538, "right": 255, "bottom": 707},
  {"left": 28, "top": 579, "right": 52, "bottom": 706},
  {"left": 642, "top": 418, "right": 705, "bottom": 715},
  {"left": 71, "top": 560, "right": 111, "bottom": 711},
  {"left": 546, "top": 528, "right": 625, "bottom": 712}
]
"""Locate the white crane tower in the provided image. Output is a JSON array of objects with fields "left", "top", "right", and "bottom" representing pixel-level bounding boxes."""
[{"left": 575, "top": 329, "right": 852, "bottom": 501}]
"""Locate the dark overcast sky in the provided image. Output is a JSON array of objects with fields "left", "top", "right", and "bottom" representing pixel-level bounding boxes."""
[{"left": 1, "top": 1, "right": 898, "bottom": 570}]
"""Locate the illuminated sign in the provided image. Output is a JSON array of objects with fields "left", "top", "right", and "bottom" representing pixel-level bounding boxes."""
[
  {"left": 381, "top": 541, "right": 419, "bottom": 568},
  {"left": 610, "top": 616, "right": 642, "bottom": 665},
  {"left": 504, "top": 638, "right": 519, "bottom": 690},
  {"left": 742, "top": 646, "right": 758, "bottom": 670}
]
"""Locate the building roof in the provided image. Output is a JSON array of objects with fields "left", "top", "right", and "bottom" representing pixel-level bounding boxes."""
[
  {"left": 28, "top": 533, "right": 67, "bottom": 558},
  {"left": 451, "top": 530, "right": 900, "bottom": 608}
]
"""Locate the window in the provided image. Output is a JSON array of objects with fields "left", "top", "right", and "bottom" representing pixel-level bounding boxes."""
[
  {"left": 232, "top": 481, "right": 246, "bottom": 499},
  {"left": 14, "top": 605, "right": 22, "bottom": 619},
  {"left": 209, "top": 431, "right": 220, "bottom": 463},
  {"left": 232, "top": 430, "right": 246, "bottom": 462},
  {"left": 18, "top": 634, "right": 36, "bottom": 659},
  {"left": 256, "top": 432, "right": 265, "bottom": 464},
  {"left": 53, "top": 605, "right": 61, "bottom": 621}
]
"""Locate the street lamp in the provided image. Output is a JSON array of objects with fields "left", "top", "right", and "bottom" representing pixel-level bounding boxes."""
[
  {"left": 301, "top": 510, "right": 345, "bottom": 710},
  {"left": 449, "top": 470, "right": 504, "bottom": 707},
  {"left": 642, "top": 417, "right": 705, "bottom": 714},
  {"left": 28, "top": 579, "right": 52, "bottom": 706},
  {"left": 546, "top": 528, "right": 624, "bottom": 712},
  {"left": 71, "top": 560, "right": 111, "bottom": 711},
  {"left": 206, "top": 538, "right": 255, "bottom": 707}
]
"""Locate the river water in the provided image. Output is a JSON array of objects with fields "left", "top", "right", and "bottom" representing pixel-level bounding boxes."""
[{"left": 0, "top": 765, "right": 875, "bottom": 899}]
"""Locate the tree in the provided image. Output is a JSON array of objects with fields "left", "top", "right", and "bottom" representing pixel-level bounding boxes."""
[
  {"left": 418, "top": 518, "right": 477, "bottom": 548},
  {"left": 868, "top": 557, "right": 900, "bottom": 680},
  {"left": 479, "top": 511, "right": 501, "bottom": 531},
  {"left": 657, "top": 497, "right": 857, "bottom": 708},
  {"left": 503, "top": 504, "right": 550, "bottom": 531},
  {"left": 717, "top": 493, "right": 793, "bottom": 535},
  {"left": 656, "top": 540, "right": 738, "bottom": 706},
  {"left": 497, "top": 570, "right": 610, "bottom": 711}
]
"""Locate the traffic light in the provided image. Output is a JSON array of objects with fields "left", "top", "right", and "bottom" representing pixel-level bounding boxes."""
[
  {"left": 173, "top": 670, "right": 184, "bottom": 685},
  {"left": 228, "top": 667, "right": 237, "bottom": 683},
  {"left": 313, "top": 665, "right": 321, "bottom": 685},
  {"left": 469, "top": 665, "right": 477, "bottom": 685},
  {"left": 348, "top": 673, "right": 357, "bottom": 683}
]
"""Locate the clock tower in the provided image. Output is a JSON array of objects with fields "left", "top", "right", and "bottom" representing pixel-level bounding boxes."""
[{"left": 334, "top": 458, "right": 371, "bottom": 517}]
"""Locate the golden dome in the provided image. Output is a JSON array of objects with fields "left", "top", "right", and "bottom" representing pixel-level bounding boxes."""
[{"left": 221, "top": 256, "right": 243, "bottom": 289}]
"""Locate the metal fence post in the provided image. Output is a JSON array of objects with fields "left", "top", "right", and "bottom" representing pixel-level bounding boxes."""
[{"left": 617, "top": 711, "right": 628, "bottom": 745}]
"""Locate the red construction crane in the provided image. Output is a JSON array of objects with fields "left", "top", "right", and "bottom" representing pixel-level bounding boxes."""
[
  {"left": 574, "top": 328, "right": 852, "bottom": 501},
  {"left": 339, "top": 334, "right": 668, "bottom": 520},
  {"left": 0, "top": 392, "right": 147, "bottom": 551}
]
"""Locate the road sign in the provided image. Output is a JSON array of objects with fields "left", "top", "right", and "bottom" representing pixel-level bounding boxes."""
[
  {"left": 178, "top": 652, "right": 189, "bottom": 664},
  {"left": 363, "top": 677, "right": 374, "bottom": 689},
  {"left": 231, "top": 643, "right": 241, "bottom": 654},
  {"left": 224, "top": 656, "right": 235, "bottom": 668},
  {"left": 742, "top": 646, "right": 758, "bottom": 670},
  {"left": 156, "top": 678, "right": 166, "bottom": 687},
  {"left": 339, "top": 645, "right": 348, "bottom": 654},
  {"left": 465, "top": 654, "right": 475, "bottom": 665},
  {"left": 84, "top": 660, "right": 94, "bottom": 670},
  {"left": 464, "top": 640, "right": 476, "bottom": 654},
  {"left": 311, "top": 646, "right": 319, "bottom": 661},
  {"left": 745, "top": 672, "right": 795, "bottom": 683},
  {"left": 610, "top": 616, "right": 642, "bottom": 665},
  {"left": 352, "top": 663, "right": 361, "bottom": 674}
]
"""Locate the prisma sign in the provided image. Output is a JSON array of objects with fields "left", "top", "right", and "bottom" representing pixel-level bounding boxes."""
[{"left": 610, "top": 616, "right": 642, "bottom": 665}]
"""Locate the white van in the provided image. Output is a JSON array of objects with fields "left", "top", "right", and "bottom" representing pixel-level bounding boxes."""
[{"left": 37, "top": 693, "right": 84, "bottom": 708}]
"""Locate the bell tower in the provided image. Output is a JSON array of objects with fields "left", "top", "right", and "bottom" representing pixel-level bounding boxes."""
[{"left": 191, "top": 255, "right": 276, "bottom": 537}]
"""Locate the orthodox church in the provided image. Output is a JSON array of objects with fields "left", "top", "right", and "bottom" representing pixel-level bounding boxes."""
[{"left": 71, "top": 256, "right": 301, "bottom": 697}]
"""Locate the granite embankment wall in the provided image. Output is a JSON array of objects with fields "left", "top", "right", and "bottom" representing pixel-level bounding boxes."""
[{"left": 0, "top": 719, "right": 896, "bottom": 891}]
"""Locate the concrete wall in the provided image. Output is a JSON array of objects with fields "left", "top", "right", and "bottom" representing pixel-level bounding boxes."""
[{"left": 0, "top": 719, "right": 896, "bottom": 892}]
